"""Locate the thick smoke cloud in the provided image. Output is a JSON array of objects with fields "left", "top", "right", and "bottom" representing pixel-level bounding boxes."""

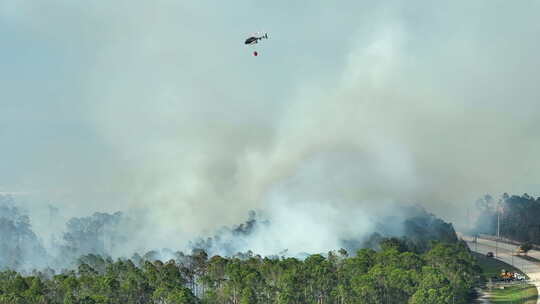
[{"left": 1, "top": 1, "right": 540, "bottom": 255}]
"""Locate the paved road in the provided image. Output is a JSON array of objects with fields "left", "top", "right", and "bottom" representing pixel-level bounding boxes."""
[{"left": 463, "top": 235, "right": 540, "bottom": 304}]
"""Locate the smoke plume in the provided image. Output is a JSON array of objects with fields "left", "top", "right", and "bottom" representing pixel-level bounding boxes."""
[{"left": 1, "top": 1, "right": 539, "bottom": 256}]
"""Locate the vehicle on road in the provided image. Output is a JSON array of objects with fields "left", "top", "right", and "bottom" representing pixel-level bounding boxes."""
[{"left": 500, "top": 270, "right": 526, "bottom": 282}]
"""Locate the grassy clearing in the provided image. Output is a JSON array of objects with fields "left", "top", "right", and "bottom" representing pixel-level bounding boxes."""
[
  {"left": 489, "top": 284, "right": 538, "bottom": 304},
  {"left": 473, "top": 252, "right": 537, "bottom": 303}
]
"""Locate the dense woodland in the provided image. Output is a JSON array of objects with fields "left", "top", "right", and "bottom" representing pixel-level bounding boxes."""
[
  {"left": 474, "top": 193, "right": 540, "bottom": 244},
  {"left": 0, "top": 195, "right": 481, "bottom": 303},
  {"left": 0, "top": 239, "right": 479, "bottom": 304},
  {"left": 0, "top": 214, "right": 477, "bottom": 303}
]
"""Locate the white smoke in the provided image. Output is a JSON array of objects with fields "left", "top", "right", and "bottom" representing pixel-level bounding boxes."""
[{"left": 1, "top": 1, "right": 540, "bottom": 256}]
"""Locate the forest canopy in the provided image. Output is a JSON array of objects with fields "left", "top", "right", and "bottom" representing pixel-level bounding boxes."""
[{"left": 0, "top": 194, "right": 479, "bottom": 304}]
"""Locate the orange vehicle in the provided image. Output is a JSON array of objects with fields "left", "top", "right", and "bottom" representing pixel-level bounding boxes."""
[{"left": 500, "top": 270, "right": 515, "bottom": 281}]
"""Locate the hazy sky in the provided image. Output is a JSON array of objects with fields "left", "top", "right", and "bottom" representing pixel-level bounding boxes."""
[{"left": 1, "top": 1, "right": 540, "bottom": 248}]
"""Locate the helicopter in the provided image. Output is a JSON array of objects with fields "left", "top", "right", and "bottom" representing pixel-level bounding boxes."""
[
  {"left": 244, "top": 33, "right": 269, "bottom": 56},
  {"left": 244, "top": 33, "right": 269, "bottom": 45}
]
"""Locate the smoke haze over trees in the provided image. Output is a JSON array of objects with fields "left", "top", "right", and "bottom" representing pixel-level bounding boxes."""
[
  {"left": 2, "top": 1, "right": 540, "bottom": 248},
  {"left": 0, "top": 194, "right": 458, "bottom": 274},
  {"left": 0, "top": 216, "right": 477, "bottom": 304},
  {"left": 1, "top": 1, "right": 539, "bottom": 302},
  {"left": 0, "top": 196, "right": 47, "bottom": 271}
]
